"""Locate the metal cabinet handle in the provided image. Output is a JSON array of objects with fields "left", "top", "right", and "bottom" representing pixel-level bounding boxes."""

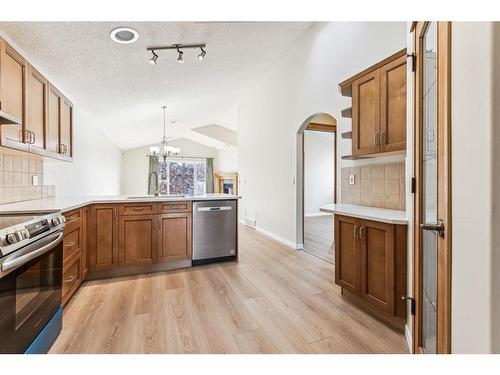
[
  {"left": 64, "top": 275, "right": 76, "bottom": 284},
  {"left": 353, "top": 224, "right": 358, "bottom": 239},
  {"left": 31, "top": 131, "right": 36, "bottom": 144},
  {"left": 64, "top": 241, "right": 76, "bottom": 247},
  {"left": 359, "top": 226, "right": 366, "bottom": 241},
  {"left": 374, "top": 133, "right": 378, "bottom": 146},
  {"left": 380, "top": 131, "right": 386, "bottom": 145},
  {"left": 132, "top": 207, "right": 145, "bottom": 211}
]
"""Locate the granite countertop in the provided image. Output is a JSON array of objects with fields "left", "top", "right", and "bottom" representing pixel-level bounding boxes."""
[
  {"left": 320, "top": 203, "right": 407, "bottom": 225},
  {"left": 0, "top": 194, "right": 241, "bottom": 214}
]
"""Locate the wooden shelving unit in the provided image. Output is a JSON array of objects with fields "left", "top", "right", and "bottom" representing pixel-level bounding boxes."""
[
  {"left": 341, "top": 107, "right": 352, "bottom": 118},
  {"left": 341, "top": 131, "right": 352, "bottom": 140},
  {"left": 341, "top": 154, "right": 373, "bottom": 161}
]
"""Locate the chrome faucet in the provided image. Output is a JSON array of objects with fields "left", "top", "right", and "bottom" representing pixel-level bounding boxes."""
[{"left": 148, "top": 171, "right": 160, "bottom": 197}]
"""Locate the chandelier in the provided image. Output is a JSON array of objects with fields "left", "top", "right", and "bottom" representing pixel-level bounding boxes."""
[{"left": 148, "top": 105, "right": 180, "bottom": 162}]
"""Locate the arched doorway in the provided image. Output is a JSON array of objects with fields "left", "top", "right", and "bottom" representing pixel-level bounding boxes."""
[{"left": 296, "top": 113, "right": 337, "bottom": 262}]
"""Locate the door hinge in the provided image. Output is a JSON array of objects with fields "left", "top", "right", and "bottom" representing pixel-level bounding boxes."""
[
  {"left": 411, "top": 177, "right": 416, "bottom": 194},
  {"left": 401, "top": 296, "right": 416, "bottom": 315},
  {"left": 407, "top": 52, "right": 416, "bottom": 72}
]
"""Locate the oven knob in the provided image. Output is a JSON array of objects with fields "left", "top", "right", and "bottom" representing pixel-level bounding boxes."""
[
  {"left": 6, "top": 233, "right": 18, "bottom": 244},
  {"left": 52, "top": 218, "right": 60, "bottom": 226}
]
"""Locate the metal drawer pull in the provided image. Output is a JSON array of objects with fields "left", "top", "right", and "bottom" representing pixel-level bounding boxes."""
[
  {"left": 64, "top": 275, "right": 76, "bottom": 284},
  {"left": 353, "top": 224, "right": 358, "bottom": 239},
  {"left": 420, "top": 220, "right": 445, "bottom": 238},
  {"left": 131, "top": 207, "right": 145, "bottom": 211},
  {"left": 64, "top": 241, "right": 76, "bottom": 247}
]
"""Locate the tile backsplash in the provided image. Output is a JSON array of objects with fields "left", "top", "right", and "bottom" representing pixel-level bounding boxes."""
[
  {"left": 341, "top": 161, "right": 406, "bottom": 210},
  {"left": 0, "top": 154, "right": 55, "bottom": 204}
]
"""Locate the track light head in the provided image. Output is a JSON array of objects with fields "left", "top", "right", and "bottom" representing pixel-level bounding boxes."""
[
  {"left": 198, "top": 47, "right": 206, "bottom": 61},
  {"left": 177, "top": 48, "right": 184, "bottom": 64},
  {"left": 149, "top": 50, "right": 158, "bottom": 65}
]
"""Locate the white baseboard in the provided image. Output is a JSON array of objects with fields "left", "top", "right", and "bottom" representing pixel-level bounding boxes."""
[
  {"left": 304, "top": 212, "right": 332, "bottom": 217},
  {"left": 239, "top": 219, "right": 302, "bottom": 250},
  {"left": 405, "top": 324, "right": 413, "bottom": 353}
]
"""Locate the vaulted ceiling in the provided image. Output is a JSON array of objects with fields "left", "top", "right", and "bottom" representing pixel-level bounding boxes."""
[{"left": 0, "top": 22, "right": 312, "bottom": 150}]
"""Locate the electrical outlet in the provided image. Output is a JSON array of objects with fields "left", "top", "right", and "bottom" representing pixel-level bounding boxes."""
[
  {"left": 349, "top": 174, "right": 355, "bottom": 185},
  {"left": 32, "top": 175, "right": 39, "bottom": 186}
]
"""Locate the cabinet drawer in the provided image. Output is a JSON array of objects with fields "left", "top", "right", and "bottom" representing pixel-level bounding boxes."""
[
  {"left": 119, "top": 203, "right": 157, "bottom": 215},
  {"left": 64, "top": 209, "right": 81, "bottom": 232},
  {"left": 159, "top": 201, "right": 191, "bottom": 213},
  {"left": 63, "top": 227, "right": 81, "bottom": 263},
  {"left": 62, "top": 255, "right": 81, "bottom": 302}
]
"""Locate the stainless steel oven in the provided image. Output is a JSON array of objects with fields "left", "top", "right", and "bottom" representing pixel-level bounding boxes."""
[{"left": 0, "top": 212, "right": 65, "bottom": 354}]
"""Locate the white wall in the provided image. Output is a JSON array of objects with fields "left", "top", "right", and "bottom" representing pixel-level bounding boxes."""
[
  {"left": 304, "top": 130, "right": 334, "bottom": 216},
  {"left": 121, "top": 138, "right": 217, "bottom": 196},
  {"left": 237, "top": 22, "right": 406, "bottom": 244},
  {"left": 451, "top": 22, "right": 496, "bottom": 354},
  {"left": 44, "top": 109, "right": 122, "bottom": 196},
  {"left": 214, "top": 147, "right": 238, "bottom": 173}
]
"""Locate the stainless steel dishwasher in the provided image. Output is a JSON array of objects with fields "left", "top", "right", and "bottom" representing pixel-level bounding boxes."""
[{"left": 192, "top": 200, "right": 237, "bottom": 265}]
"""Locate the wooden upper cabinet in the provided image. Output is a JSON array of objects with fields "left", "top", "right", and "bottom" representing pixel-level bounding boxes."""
[
  {"left": 158, "top": 213, "right": 192, "bottom": 262},
  {"left": 352, "top": 70, "right": 380, "bottom": 156},
  {"left": 26, "top": 65, "right": 48, "bottom": 153},
  {"left": 359, "top": 219, "right": 395, "bottom": 314},
  {"left": 118, "top": 214, "right": 157, "bottom": 267},
  {"left": 334, "top": 214, "right": 360, "bottom": 294},
  {"left": 89, "top": 205, "right": 119, "bottom": 271},
  {"left": 47, "top": 84, "right": 61, "bottom": 155},
  {"left": 0, "top": 39, "right": 28, "bottom": 151},
  {"left": 340, "top": 49, "right": 407, "bottom": 157},
  {"left": 59, "top": 96, "right": 73, "bottom": 160},
  {"left": 380, "top": 54, "right": 407, "bottom": 152}
]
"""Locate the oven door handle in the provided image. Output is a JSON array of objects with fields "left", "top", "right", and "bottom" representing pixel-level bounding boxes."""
[{"left": 1, "top": 232, "right": 63, "bottom": 272}]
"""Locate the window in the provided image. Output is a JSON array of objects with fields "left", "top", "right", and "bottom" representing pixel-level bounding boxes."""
[{"left": 158, "top": 159, "right": 207, "bottom": 196}]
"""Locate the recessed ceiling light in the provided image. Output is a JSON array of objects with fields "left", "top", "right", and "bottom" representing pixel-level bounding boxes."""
[{"left": 110, "top": 27, "right": 139, "bottom": 44}]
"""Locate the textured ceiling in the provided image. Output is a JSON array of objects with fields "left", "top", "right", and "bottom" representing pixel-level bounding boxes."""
[{"left": 0, "top": 22, "right": 312, "bottom": 150}]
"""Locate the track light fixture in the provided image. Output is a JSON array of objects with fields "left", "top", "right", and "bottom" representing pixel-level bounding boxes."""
[
  {"left": 176, "top": 48, "right": 184, "bottom": 64},
  {"left": 145, "top": 43, "right": 206, "bottom": 65},
  {"left": 149, "top": 50, "right": 158, "bottom": 65},
  {"left": 198, "top": 47, "right": 206, "bottom": 61}
]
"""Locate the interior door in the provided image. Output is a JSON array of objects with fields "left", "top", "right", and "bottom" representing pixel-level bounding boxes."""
[{"left": 413, "top": 21, "right": 451, "bottom": 354}]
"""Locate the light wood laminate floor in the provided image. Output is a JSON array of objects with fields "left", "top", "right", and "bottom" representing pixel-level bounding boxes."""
[
  {"left": 50, "top": 226, "right": 407, "bottom": 354},
  {"left": 304, "top": 214, "right": 334, "bottom": 264}
]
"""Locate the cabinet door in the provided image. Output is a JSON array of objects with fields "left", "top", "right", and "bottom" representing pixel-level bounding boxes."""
[
  {"left": 359, "top": 219, "right": 395, "bottom": 313},
  {"left": 118, "top": 214, "right": 157, "bottom": 267},
  {"left": 81, "top": 207, "right": 89, "bottom": 279},
  {"left": 26, "top": 65, "right": 47, "bottom": 153},
  {"left": 47, "top": 84, "right": 61, "bottom": 155},
  {"left": 351, "top": 69, "right": 380, "bottom": 156},
  {"left": 334, "top": 214, "right": 360, "bottom": 294},
  {"left": 89, "top": 205, "right": 118, "bottom": 271},
  {"left": 158, "top": 213, "right": 192, "bottom": 262},
  {"left": 380, "top": 54, "right": 407, "bottom": 152},
  {"left": 59, "top": 96, "right": 72, "bottom": 159},
  {"left": 0, "top": 39, "right": 28, "bottom": 151}
]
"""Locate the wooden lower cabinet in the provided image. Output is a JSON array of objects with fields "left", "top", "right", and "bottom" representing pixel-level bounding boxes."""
[
  {"left": 89, "top": 204, "right": 119, "bottom": 271},
  {"left": 62, "top": 208, "right": 84, "bottom": 306},
  {"left": 335, "top": 215, "right": 360, "bottom": 294},
  {"left": 87, "top": 203, "right": 193, "bottom": 279},
  {"left": 334, "top": 214, "right": 407, "bottom": 319},
  {"left": 158, "top": 213, "right": 192, "bottom": 262},
  {"left": 118, "top": 214, "right": 157, "bottom": 266}
]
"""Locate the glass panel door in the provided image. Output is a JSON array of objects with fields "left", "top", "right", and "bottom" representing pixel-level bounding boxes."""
[{"left": 420, "top": 21, "right": 438, "bottom": 354}]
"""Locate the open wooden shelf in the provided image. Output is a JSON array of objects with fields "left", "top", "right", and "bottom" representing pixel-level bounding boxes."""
[
  {"left": 341, "top": 154, "right": 373, "bottom": 160},
  {"left": 341, "top": 107, "right": 352, "bottom": 118},
  {"left": 341, "top": 131, "right": 352, "bottom": 140}
]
